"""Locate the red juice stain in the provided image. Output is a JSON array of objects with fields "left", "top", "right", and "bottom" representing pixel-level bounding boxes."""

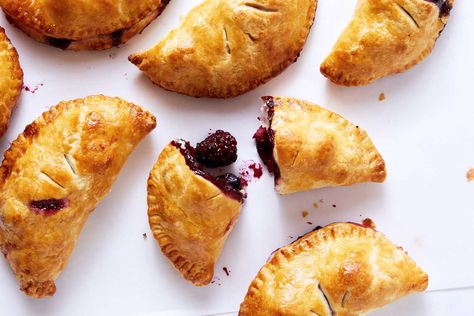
[{"left": 248, "top": 162, "right": 263, "bottom": 179}]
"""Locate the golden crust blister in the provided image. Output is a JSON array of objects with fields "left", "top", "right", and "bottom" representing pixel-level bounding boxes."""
[
  {"left": 264, "top": 96, "right": 386, "bottom": 194},
  {"left": 320, "top": 0, "right": 454, "bottom": 86},
  {"left": 0, "top": 95, "right": 156, "bottom": 298},
  {"left": 147, "top": 143, "right": 242, "bottom": 285},
  {"left": 239, "top": 222, "right": 428, "bottom": 316},
  {"left": 0, "top": 26, "right": 22, "bottom": 137},
  {"left": 0, "top": 0, "right": 170, "bottom": 50},
  {"left": 129, "top": 0, "right": 317, "bottom": 98}
]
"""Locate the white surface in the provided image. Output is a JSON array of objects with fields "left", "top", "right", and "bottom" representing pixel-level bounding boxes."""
[{"left": 0, "top": 0, "right": 473, "bottom": 315}]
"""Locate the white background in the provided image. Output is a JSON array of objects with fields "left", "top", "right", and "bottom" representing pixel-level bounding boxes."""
[{"left": 1, "top": 0, "right": 473, "bottom": 315}]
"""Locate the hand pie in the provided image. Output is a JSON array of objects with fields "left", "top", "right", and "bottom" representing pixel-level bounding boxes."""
[
  {"left": 0, "top": 95, "right": 156, "bottom": 298},
  {"left": 239, "top": 222, "right": 428, "bottom": 316},
  {"left": 0, "top": 26, "right": 22, "bottom": 137},
  {"left": 129, "top": 0, "right": 317, "bottom": 98},
  {"left": 148, "top": 136, "right": 245, "bottom": 285},
  {"left": 0, "top": 0, "right": 170, "bottom": 50},
  {"left": 253, "top": 96, "right": 386, "bottom": 194},
  {"left": 320, "top": 0, "right": 454, "bottom": 86}
]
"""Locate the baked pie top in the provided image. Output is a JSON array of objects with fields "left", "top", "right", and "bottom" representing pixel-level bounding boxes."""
[
  {"left": 320, "top": 0, "right": 454, "bottom": 86},
  {"left": 254, "top": 96, "right": 386, "bottom": 194},
  {"left": 129, "top": 0, "right": 317, "bottom": 98},
  {"left": 0, "top": 26, "right": 22, "bottom": 137},
  {"left": 0, "top": 95, "right": 156, "bottom": 297},
  {"left": 148, "top": 141, "right": 244, "bottom": 285},
  {"left": 239, "top": 222, "right": 428, "bottom": 316}
]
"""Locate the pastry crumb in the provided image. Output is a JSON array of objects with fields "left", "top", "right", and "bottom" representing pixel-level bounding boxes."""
[
  {"left": 142, "top": 233, "right": 147, "bottom": 240},
  {"left": 332, "top": 204, "right": 336, "bottom": 208},
  {"left": 312, "top": 203, "right": 319, "bottom": 209},
  {"left": 378, "top": 93, "right": 386, "bottom": 101},
  {"left": 319, "top": 199, "right": 324, "bottom": 203},
  {"left": 302, "top": 211, "right": 309, "bottom": 218},
  {"left": 306, "top": 221, "right": 313, "bottom": 225},
  {"left": 223, "top": 267, "right": 230, "bottom": 276},
  {"left": 466, "top": 168, "right": 474, "bottom": 182},
  {"left": 362, "top": 218, "right": 376, "bottom": 229}
]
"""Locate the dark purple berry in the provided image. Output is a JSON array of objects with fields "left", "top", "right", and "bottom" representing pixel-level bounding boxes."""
[
  {"left": 215, "top": 173, "right": 242, "bottom": 193},
  {"left": 29, "top": 198, "right": 69, "bottom": 216},
  {"left": 196, "top": 130, "right": 237, "bottom": 168}
]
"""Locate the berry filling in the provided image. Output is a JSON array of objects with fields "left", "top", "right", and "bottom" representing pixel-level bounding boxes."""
[
  {"left": 29, "top": 198, "right": 69, "bottom": 216},
  {"left": 253, "top": 96, "right": 281, "bottom": 182},
  {"left": 425, "top": 0, "right": 452, "bottom": 17},
  {"left": 196, "top": 130, "right": 238, "bottom": 168},
  {"left": 172, "top": 140, "right": 245, "bottom": 202}
]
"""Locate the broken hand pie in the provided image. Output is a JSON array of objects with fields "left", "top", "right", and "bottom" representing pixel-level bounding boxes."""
[
  {"left": 129, "top": 0, "right": 317, "bottom": 98},
  {"left": 254, "top": 96, "right": 386, "bottom": 194},
  {"left": 147, "top": 134, "right": 245, "bottom": 285},
  {"left": 320, "top": 0, "right": 454, "bottom": 86},
  {"left": 239, "top": 222, "right": 428, "bottom": 316},
  {"left": 0, "top": 0, "right": 170, "bottom": 50},
  {"left": 0, "top": 95, "right": 156, "bottom": 298},
  {"left": 0, "top": 26, "right": 22, "bottom": 137}
]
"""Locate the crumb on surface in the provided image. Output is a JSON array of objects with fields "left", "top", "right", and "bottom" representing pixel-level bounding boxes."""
[
  {"left": 312, "top": 203, "right": 319, "bottom": 209},
  {"left": 306, "top": 221, "right": 313, "bottom": 225},
  {"left": 378, "top": 93, "right": 386, "bottom": 101},
  {"left": 362, "top": 218, "right": 376, "bottom": 229},
  {"left": 142, "top": 233, "right": 147, "bottom": 240},
  {"left": 466, "top": 168, "right": 474, "bottom": 182},
  {"left": 302, "top": 211, "right": 309, "bottom": 218},
  {"left": 319, "top": 199, "right": 324, "bottom": 203},
  {"left": 332, "top": 204, "right": 336, "bottom": 208}
]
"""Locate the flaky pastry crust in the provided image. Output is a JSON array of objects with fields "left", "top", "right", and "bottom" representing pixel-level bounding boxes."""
[
  {"left": 239, "top": 222, "right": 428, "bottom": 316},
  {"left": 129, "top": 0, "right": 317, "bottom": 98},
  {"left": 257, "top": 96, "right": 386, "bottom": 194},
  {"left": 0, "top": 0, "right": 170, "bottom": 50},
  {"left": 147, "top": 143, "right": 242, "bottom": 285},
  {"left": 0, "top": 95, "right": 156, "bottom": 298},
  {"left": 0, "top": 26, "right": 22, "bottom": 137},
  {"left": 320, "top": 0, "right": 454, "bottom": 86}
]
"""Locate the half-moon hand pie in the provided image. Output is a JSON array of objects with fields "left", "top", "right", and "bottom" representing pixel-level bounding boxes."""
[
  {"left": 0, "top": 0, "right": 170, "bottom": 50},
  {"left": 129, "top": 0, "right": 317, "bottom": 98},
  {"left": 239, "top": 222, "right": 428, "bottom": 315},
  {"left": 320, "top": 0, "right": 454, "bottom": 86},
  {"left": 254, "top": 96, "right": 386, "bottom": 194},
  {"left": 148, "top": 136, "right": 245, "bottom": 286},
  {"left": 0, "top": 95, "right": 156, "bottom": 297},
  {"left": 0, "top": 26, "right": 22, "bottom": 137}
]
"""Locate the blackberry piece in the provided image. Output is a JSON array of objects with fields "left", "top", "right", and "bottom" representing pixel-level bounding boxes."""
[{"left": 196, "top": 130, "right": 238, "bottom": 168}]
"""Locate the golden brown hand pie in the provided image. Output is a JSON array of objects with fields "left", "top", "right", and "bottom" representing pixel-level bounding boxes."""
[
  {"left": 0, "top": 0, "right": 170, "bottom": 50},
  {"left": 320, "top": 0, "right": 454, "bottom": 86},
  {"left": 129, "top": 0, "right": 317, "bottom": 98},
  {"left": 148, "top": 140, "right": 245, "bottom": 285},
  {"left": 0, "top": 95, "right": 156, "bottom": 298},
  {"left": 254, "top": 96, "right": 386, "bottom": 194},
  {"left": 0, "top": 26, "right": 22, "bottom": 137},
  {"left": 239, "top": 222, "right": 428, "bottom": 316}
]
